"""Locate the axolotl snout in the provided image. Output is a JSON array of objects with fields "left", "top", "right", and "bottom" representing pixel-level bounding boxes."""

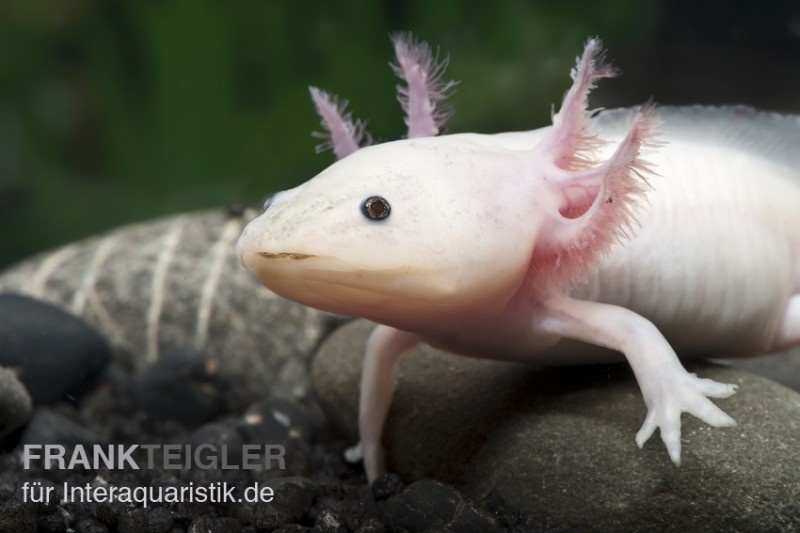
[{"left": 237, "top": 35, "right": 800, "bottom": 482}]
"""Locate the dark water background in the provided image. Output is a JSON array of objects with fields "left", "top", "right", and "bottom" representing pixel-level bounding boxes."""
[{"left": 1, "top": 0, "right": 798, "bottom": 268}]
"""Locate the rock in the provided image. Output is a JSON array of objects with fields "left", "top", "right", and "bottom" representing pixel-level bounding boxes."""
[
  {"left": 0, "top": 478, "right": 57, "bottom": 532},
  {"left": 188, "top": 515, "right": 242, "bottom": 533},
  {"left": 237, "top": 399, "right": 325, "bottom": 476},
  {"left": 383, "top": 480, "right": 499, "bottom": 533},
  {"left": 116, "top": 508, "right": 150, "bottom": 533},
  {"left": 238, "top": 398, "right": 316, "bottom": 444},
  {"left": 188, "top": 423, "right": 245, "bottom": 467},
  {"left": 137, "top": 351, "right": 223, "bottom": 426},
  {"left": 0, "top": 367, "right": 33, "bottom": 436},
  {"left": 371, "top": 473, "right": 405, "bottom": 502},
  {"left": 313, "top": 320, "right": 800, "bottom": 532},
  {"left": 0, "top": 208, "right": 343, "bottom": 410},
  {"left": 0, "top": 293, "right": 111, "bottom": 404},
  {"left": 75, "top": 518, "right": 111, "bottom": 533},
  {"left": 0, "top": 496, "right": 36, "bottom": 532},
  {"left": 721, "top": 348, "right": 800, "bottom": 392},
  {"left": 19, "top": 407, "right": 99, "bottom": 446},
  {"left": 253, "top": 477, "right": 317, "bottom": 530}
]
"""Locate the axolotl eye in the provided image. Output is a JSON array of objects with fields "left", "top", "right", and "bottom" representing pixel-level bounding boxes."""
[{"left": 361, "top": 196, "right": 391, "bottom": 221}]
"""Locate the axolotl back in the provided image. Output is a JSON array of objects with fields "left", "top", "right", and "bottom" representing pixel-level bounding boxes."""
[{"left": 237, "top": 35, "right": 800, "bottom": 482}]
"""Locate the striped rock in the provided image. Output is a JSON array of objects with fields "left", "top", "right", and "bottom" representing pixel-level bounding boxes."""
[{"left": 0, "top": 207, "right": 339, "bottom": 410}]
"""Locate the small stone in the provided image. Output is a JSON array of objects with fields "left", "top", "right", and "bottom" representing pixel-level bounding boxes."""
[
  {"left": 239, "top": 398, "right": 314, "bottom": 444},
  {"left": 20, "top": 407, "right": 98, "bottom": 446},
  {"left": 0, "top": 367, "right": 33, "bottom": 436},
  {"left": 314, "top": 505, "right": 347, "bottom": 533},
  {"left": 0, "top": 293, "right": 111, "bottom": 404},
  {"left": 0, "top": 497, "right": 36, "bottom": 532},
  {"left": 332, "top": 494, "right": 385, "bottom": 532},
  {"left": 145, "top": 506, "right": 178, "bottom": 533},
  {"left": 15, "top": 478, "right": 58, "bottom": 516},
  {"left": 254, "top": 477, "right": 317, "bottom": 530},
  {"left": 188, "top": 423, "right": 245, "bottom": 468},
  {"left": 188, "top": 515, "right": 242, "bottom": 533},
  {"left": 353, "top": 518, "right": 386, "bottom": 533},
  {"left": 75, "top": 519, "right": 111, "bottom": 533},
  {"left": 383, "top": 480, "right": 498, "bottom": 533},
  {"left": 271, "top": 526, "right": 312, "bottom": 533},
  {"left": 116, "top": 508, "right": 148, "bottom": 533},
  {"left": 481, "top": 491, "right": 528, "bottom": 530},
  {"left": 313, "top": 319, "right": 800, "bottom": 532},
  {"left": 37, "top": 511, "right": 68, "bottom": 533},
  {"left": 371, "top": 474, "right": 405, "bottom": 502},
  {"left": 136, "top": 351, "right": 223, "bottom": 426},
  {"left": 92, "top": 500, "right": 127, "bottom": 528}
]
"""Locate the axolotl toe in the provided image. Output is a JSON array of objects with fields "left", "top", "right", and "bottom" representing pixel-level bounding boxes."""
[{"left": 237, "top": 34, "right": 800, "bottom": 482}]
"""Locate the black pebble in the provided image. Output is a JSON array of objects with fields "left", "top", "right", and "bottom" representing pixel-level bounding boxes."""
[
  {"left": 116, "top": 507, "right": 148, "bottom": 533},
  {"left": 383, "top": 480, "right": 499, "bottom": 533},
  {"left": 0, "top": 367, "right": 32, "bottom": 436},
  {"left": 254, "top": 477, "right": 317, "bottom": 530},
  {"left": 188, "top": 423, "right": 245, "bottom": 467},
  {"left": 372, "top": 473, "right": 406, "bottom": 501},
  {"left": 137, "top": 351, "right": 223, "bottom": 426},
  {"left": 0, "top": 496, "right": 36, "bottom": 532},
  {"left": 20, "top": 407, "right": 99, "bottom": 446},
  {"left": 238, "top": 398, "right": 314, "bottom": 444},
  {"left": 75, "top": 518, "right": 111, "bottom": 533},
  {"left": 0, "top": 293, "right": 112, "bottom": 404},
  {"left": 189, "top": 515, "right": 243, "bottom": 532}
]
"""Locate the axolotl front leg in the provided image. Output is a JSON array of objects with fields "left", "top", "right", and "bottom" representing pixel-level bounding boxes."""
[
  {"left": 345, "top": 325, "right": 421, "bottom": 481},
  {"left": 533, "top": 296, "right": 738, "bottom": 465}
]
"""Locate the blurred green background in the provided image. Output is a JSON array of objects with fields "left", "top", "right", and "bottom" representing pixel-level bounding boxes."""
[{"left": 1, "top": 0, "right": 799, "bottom": 268}]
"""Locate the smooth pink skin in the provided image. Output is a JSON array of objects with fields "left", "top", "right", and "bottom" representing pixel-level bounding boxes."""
[{"left": 238, "top": 37, "right": 800, "bottom": 482}]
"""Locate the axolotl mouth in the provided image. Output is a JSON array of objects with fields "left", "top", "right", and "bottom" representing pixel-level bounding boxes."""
[
  {"left": 240, "top": 249, "right": 362, "bottom": 273},
  {"left": 239, "top": 247, "right": 452, "bottom": 323},
  {"left": 257, "top": 252, "right": 314, "bottom": 260}
]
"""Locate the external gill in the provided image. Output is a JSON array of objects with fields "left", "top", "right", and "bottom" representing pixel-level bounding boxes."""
[
  {"left": 391, "top": 32, "right": 458, "bottom": 138},
  {"left": 309, "top": 88, "right": 369, "bottom": 160},
  {"left": 309, "top": 34, "right": 458, "bottom": 160},
  {"left": 530, "top": 40, "right": 661, "bottom": 292},
  {"left": 540, "top": 38, "right": 617, "bottom": 171}
]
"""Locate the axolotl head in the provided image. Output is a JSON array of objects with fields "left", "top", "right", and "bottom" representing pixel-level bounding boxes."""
[{"left": 237, "top": 135, "right": 544, "bottom": 327}]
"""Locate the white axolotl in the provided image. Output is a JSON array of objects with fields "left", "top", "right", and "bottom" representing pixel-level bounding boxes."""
[{"left": 237, "top": 35, "right": 800, "bottom": 482}]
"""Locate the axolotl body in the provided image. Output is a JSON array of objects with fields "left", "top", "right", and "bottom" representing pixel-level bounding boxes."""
[{"left": 237, "top": 36, "right": 800, "bottom": 482}]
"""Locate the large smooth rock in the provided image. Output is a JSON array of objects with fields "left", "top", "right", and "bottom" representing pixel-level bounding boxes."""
[
  {"left": 0, "top": 293, "right": 111, "bottom": 404},
  {"left": 0, "top": 368, "right": 32, "bottom": 436},
  {"left": 0, "top": 208, "right": 341, "bottom": 410},
  {"left": 720, "top": 349, "right": 800, "bottom": 393},
  {"left": 313, "top": 320, "right": 800, "bottom": 532}
]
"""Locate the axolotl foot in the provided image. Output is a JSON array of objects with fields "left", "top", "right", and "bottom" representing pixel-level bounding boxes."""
[
  {"left": 344, "top": 442, "right": 363, "bottom": 463},
  {"left": 536, "top": 296, "right": 739, "bottom": 466},
  {"left": 345, "top": 441, "right": 387, "bottom": 482},
  {"left": 635, "top": 371, "right": 738, "bottom": 465}
]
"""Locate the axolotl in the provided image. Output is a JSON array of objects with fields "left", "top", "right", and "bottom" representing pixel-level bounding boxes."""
[{"left": 237, "top": 35, "right": 800, "bottom": 482}]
